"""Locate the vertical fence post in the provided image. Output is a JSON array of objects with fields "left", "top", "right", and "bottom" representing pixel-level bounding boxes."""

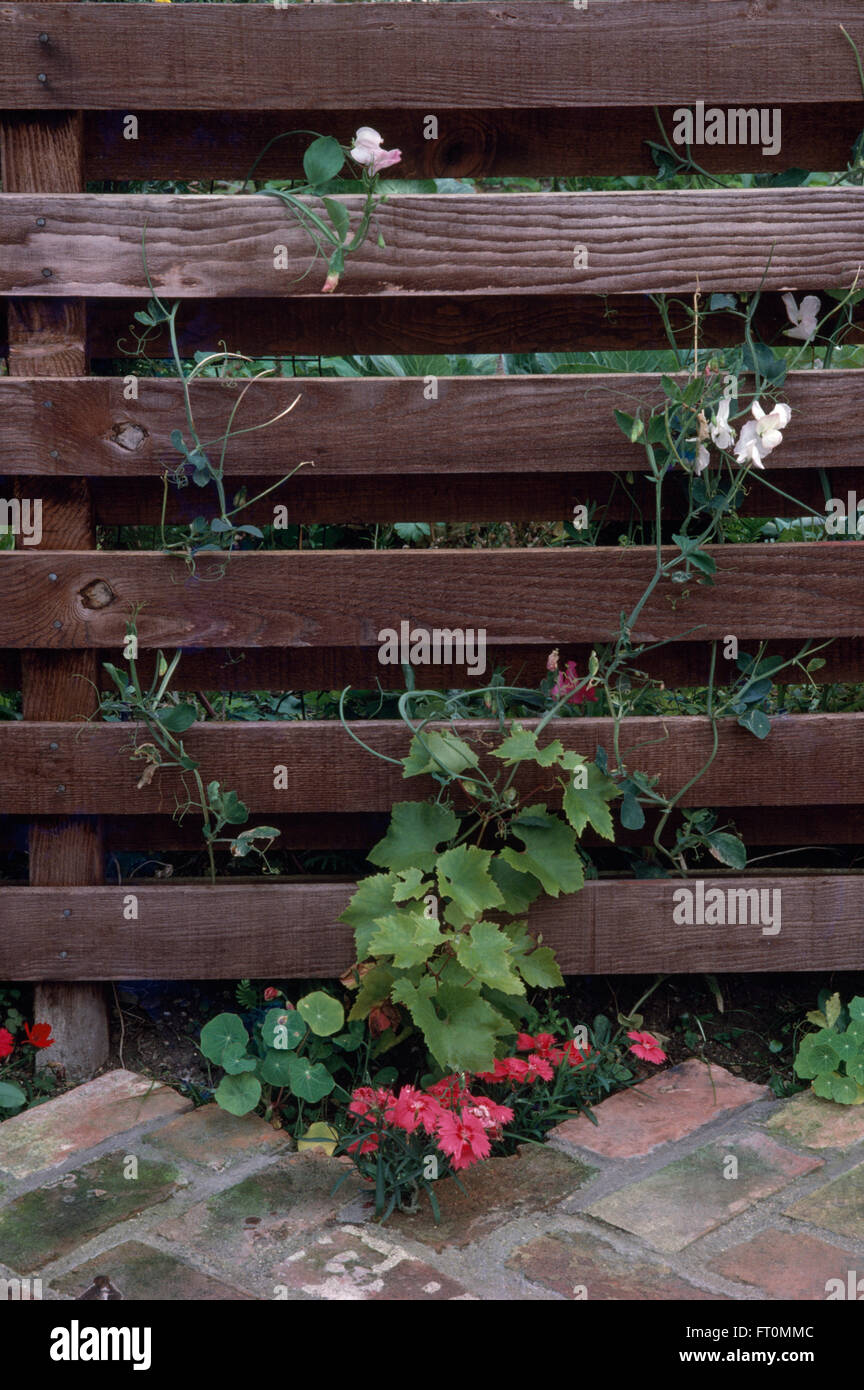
[{"left": 1, "top": 51, "right": 110, "bottom": 1076}]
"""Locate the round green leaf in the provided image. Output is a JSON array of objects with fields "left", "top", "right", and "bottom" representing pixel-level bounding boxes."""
[
  {"left": 220, "top": 1042, "right": 259, "bottom": 1076},
  {"left": 0, "top": 1080, "right": 26, "bottom": 1109},
  {"left": 259, "top": 1047, "right": 296, "bottom": 1087},
  {"left": 261, "top": 1008, "right": 306, "bottom": 1051},
  {"left": 287, "top": 1054, "right": 335, "bottom": 1103},
  {"left": 201, "top": 1013, "right": 249, "bottom": 1065},
  {"left": 297, "top": 991, "right": 344, "bottom": 1037},
  {"left": 214, "top": 1072, "right": 261, "bottom": 1117}
]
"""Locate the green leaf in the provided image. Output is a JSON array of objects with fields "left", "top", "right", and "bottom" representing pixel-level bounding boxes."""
[
  {"left": 515, "top": 944, "right": 565, "bottom": 990},
  {"left": 391, "top": 976, "right": 508, "bottom": 1073},
  {"left": 259, "top": 1046, "right": 297, "bottom": 1087},
  {"left": 454, "top": 920, "right": 524, "bottom": 995},
  {"left": 737, "top": 708, "right": 771, "bottom": 739},
  {"left": 614, "top": 409, "right": 644, "bottom": 443},
  {"left": 287, "top": 1054, "right": 336, "bottom": 1104},
  {"left": 348, "top": 964, "right": 395, "bottom": 1022},
  {"left": 620, "top": 791, "right": 645, "bottom": 831},
  {"left": 200, "top": 1013, "right": 248, "bottom": 1065},
  {"left": 323, "top": 196, "right": 350, "bottom": 243},
  {"left": 562, "top": 762, "right": 620, "bottom": 840},
  {"left": 489, "top": 855, "right": 543, "bottom": 915},
  {"left": 220, "top": 1042, "right": 259, "bottom": 1075},
  {"left": 490, "top": 724, "right": 564, "bottom": 767},
  {"left": 303, "top": 135, "right": 345, "bottom": 187},
  {"left": 0, "top": 1080, "right": 26, "bottom": 1109},
  {"left": 706, "top": 832, "right": 747, "bottom": 870},
  {"left": 401, "top": 730, "right": 479, "bottom": 778},
  {"left": 214, "top": 1072, "right": 261, "bottom": 1117},
  {"left": 339, "top": 872, "right": 399, "bottom": 958},
  {"left": 368, "top": 801, "right": 459, "bottom": 873},
  {"left": 261, "top": 1008, "right": 306, "bottom": 1051},
  {"left": 368, "top": 905, "right": 445, "bottom": 968},
  {"left": 500, "top": 805, "right": 585, "bottom": 896},
  {"left": 794, "top": 1031, "right": 843, "bottom": 1079},
  {"left": 297, "top": 991, "right": 344, "bottom": 1037},
  {"left": 436, "top": 844, "right": 504, "bottom": 927},
  {"left": 847, "top": 997, "right": 864, "bottom": 1022},
  {"left": 157, "top": 702, "right": 197, "bottom": 734}
]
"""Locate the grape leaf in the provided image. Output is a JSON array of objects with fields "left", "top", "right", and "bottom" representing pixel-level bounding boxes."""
[
  {"left": 499, "top": 805, "right": 585, "bottom": 896},
  {"left": 562, "top": 762, "right": 620, "bottom": 840},
  {"left": 436, "top": 844, "right": 504, "bottom": 927},
  {"left": 454, "top": 921, "right": 524, "bottom": 995},
  {"left": 368, "top": 801, "right": 459, "bottom": 872}
]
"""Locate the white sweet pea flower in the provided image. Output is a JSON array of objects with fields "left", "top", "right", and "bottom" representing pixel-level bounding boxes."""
[
  {"left": 694, "top": 444, "right": 711, "bottom": 476},
  {"left": 782, "top": 293, "right": 820, "bottom": 341},
  {"left": 733, "top": 400, "right": 791, "bottom": 469},
  {"left": 709, "top": 397, "right": 735, "bottom": 451},
  {"left": 686, "top": 411, "right": 712, "bottom": 474}
]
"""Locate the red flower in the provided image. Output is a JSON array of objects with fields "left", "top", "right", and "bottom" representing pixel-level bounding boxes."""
[
  {"left": 0, "top": 1028, "right": 14, "bottom": 1059},
  {"left": 263, "top": 987, "right": 281, "bottom": 1002},
  {"left": 524, "top": 1053, "right": 555, "bottom": 1082},
  {"left": 516, "top": 1032, "right": 561, "bottom": 1061},
  {"left": 560, "top": 1039, "right": 593, "bottom": 1069},
  {"left": 24, "top": 1022, "right": 53, "bottom": 1049},
  {"left": 435, "top": 1109, "right": 491, "bottom": 1171},
  {"left": 388, "top": 1086, "right": 443, "bottom": 1136},
  {"left": 627, "top": 1030, "right": 667, "bottom": 1064},
  {"left": 426, "top": 1074, "right": 472, "bottom": 1109},
  {"left": 551, "top": 661, "right": 597, "bottom": 706},
  {"left": 465, "top": 1096, "right": 513, "bottom": 1140}
]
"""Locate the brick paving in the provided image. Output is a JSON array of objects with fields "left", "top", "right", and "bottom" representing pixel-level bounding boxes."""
[{"left": 2, "top": 1058, "right": 864, "bottom": 1301}]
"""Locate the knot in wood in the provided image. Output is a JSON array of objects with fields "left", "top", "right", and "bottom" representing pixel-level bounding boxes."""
[
  {"left": 79, "top": 579, "right": 116, "bottom": 610},
  {"left": 110, "top": 421, "right": 148, "bottom": 451}
]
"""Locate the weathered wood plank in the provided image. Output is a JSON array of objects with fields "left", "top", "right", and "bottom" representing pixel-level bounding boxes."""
[
  {"left": 0, "top": 713, "right": 857, "bottom": 814},
  {"left": 83, "top": 104, "right": 864, "bottom": 182},
  {"left": 1, "top": 3, "right": 861, "bottom": 110},
  {"left": 1, "top": 876, "right": 861, "bottom": 978},
  {"left": 3, "top": 190, "right": 863, "bottom": 298},
  {"left": 0, "top": 544, "right": 862, "bottom": 649},
  {"left": 3, "top": 372, "right": 862, "bottom": 479}
]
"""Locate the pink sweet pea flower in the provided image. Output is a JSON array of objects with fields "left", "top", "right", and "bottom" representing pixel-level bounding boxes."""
[
  {"left": 350, "top": 126, "right": 402, "bottom": 174},
  {"left": 627, "top": 1030, "right": 668, "bottom": 1064}
]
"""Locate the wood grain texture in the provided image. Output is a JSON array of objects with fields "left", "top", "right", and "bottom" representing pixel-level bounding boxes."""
[
  {"left": 83, "top": 293, "right": 863, "bottom": 359},
  {"left": 1, "top": 637, "right": 861, "bottom": 693},
  {"left": 84, "top": 104, "right": 864, "bottom": 182},
  {"left": 3, "top": 190, "right": 863, "bottom": 298},
  {"left": 1, "top": 3, "right": 862, "bottom": 110},
  {"left": 0, "top": 713, "right": 858, "bottom": 815},
  {"left": 0, "top": 544, "right": 862, "bottom": 649},
  {"left": 2, "top": 876, "right": 862, "bottom": 979},
  {"left": 3, "top": 371, "right": 862, "bottom": 479}
]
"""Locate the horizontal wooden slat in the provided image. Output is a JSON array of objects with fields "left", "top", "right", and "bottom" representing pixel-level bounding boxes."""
[
  {"left": 83, "top": 104, "right": 864, "bottom": 182},
  {"left": 0, "top": 636, "right": 859, "bottom": 693},
  {"left": 1, "top": 4, "right": 862, "bottom": 111},
  {"left": 4, "top": 191, "right": 863, "bottom": 298},
  {"left": 81, "top": 293, "right": 864, "bottom": 358},
  {"left": 3, "top": 371, "right": 862, "bottom": 478},
  {"left": 1, "top": 876, "right": 862, "bottom": 978},
  {"left": 0, "top": 714, "right": 859, "bottom": 815},
  {"left": 1, "top": 544, "right": 862, "bottom": 649}
]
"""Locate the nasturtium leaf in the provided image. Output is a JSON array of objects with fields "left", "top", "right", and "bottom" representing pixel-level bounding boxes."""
[
  {"left": 339, "top": 872, "right": 400, "bottom": 958},
  {"left": 214, "top": 1072, "right": 261, "bottom": 1117},
  {"left": 157, "top": 702, "right": 197, "bottom": 734},
  {"left": 794, "top": 1031, "right": 843, "bottom": 1079},
  {"left": 259, "top": 1047, "right": 297, "bottom": 1087},
  {"left": 297, "top": 991, "right": 344, "bottom": 1037},
  {"left": 706, "top": 832, "right": 747, "bottom": 870},
  {"left": 489, "top": 857, "right": 543, "bottom": 914},
  {"left": 490, "top": 725, "right": 564, "bottom": 768},
  {"left": 500, "top": 805, "right": 585, "bottom": 896},
  {"left": 0, "top": 1080, "right": 26, "bottom": 1109},
  {"left": 219, "top": 1042, "right": 259, "bottom": 1075},
  {"left": 297, "top": 1122, "right": 339, "bottom": 1156},
  {"left": 303, "top": 134, "right": 345, "bottom": 186},
  {"left": 287, "top": 1054, "right": 336, "bottom": 1104},
  {"left": 368, "top": 907, "right": 445, "bottom": 969},
  {"left": 562, "top": 763, "right": 620, "bottom": 840},
  {"left": 454, "top": 921, "right": 524, "bottom": 995},
  {"left": 261, "top": 1007, "right": 306, "bottom": 1051},
  {"left": 848, "top": 996, "right": 864, "bottom": 1021},
  {"left": 514, "top": 944, "right": 565, "bottom": 990},
  {"left": 200, "top": 1013, "right": 249, "bottom": 1065},
  {"left": 401, "top": 730, "right": 479, "bottom": 778},
  {"left": 436, "top": 844, "right": 504, "bottom": 927},
  {"left": 368, "top": 801, "right": 459, "bottom": 873},
  {"left": 845, "top": 1054, "right": 864, "bottom": 1086},
  {"left": 390, "top": 976, "right": 508, "bottom": 1073}
]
